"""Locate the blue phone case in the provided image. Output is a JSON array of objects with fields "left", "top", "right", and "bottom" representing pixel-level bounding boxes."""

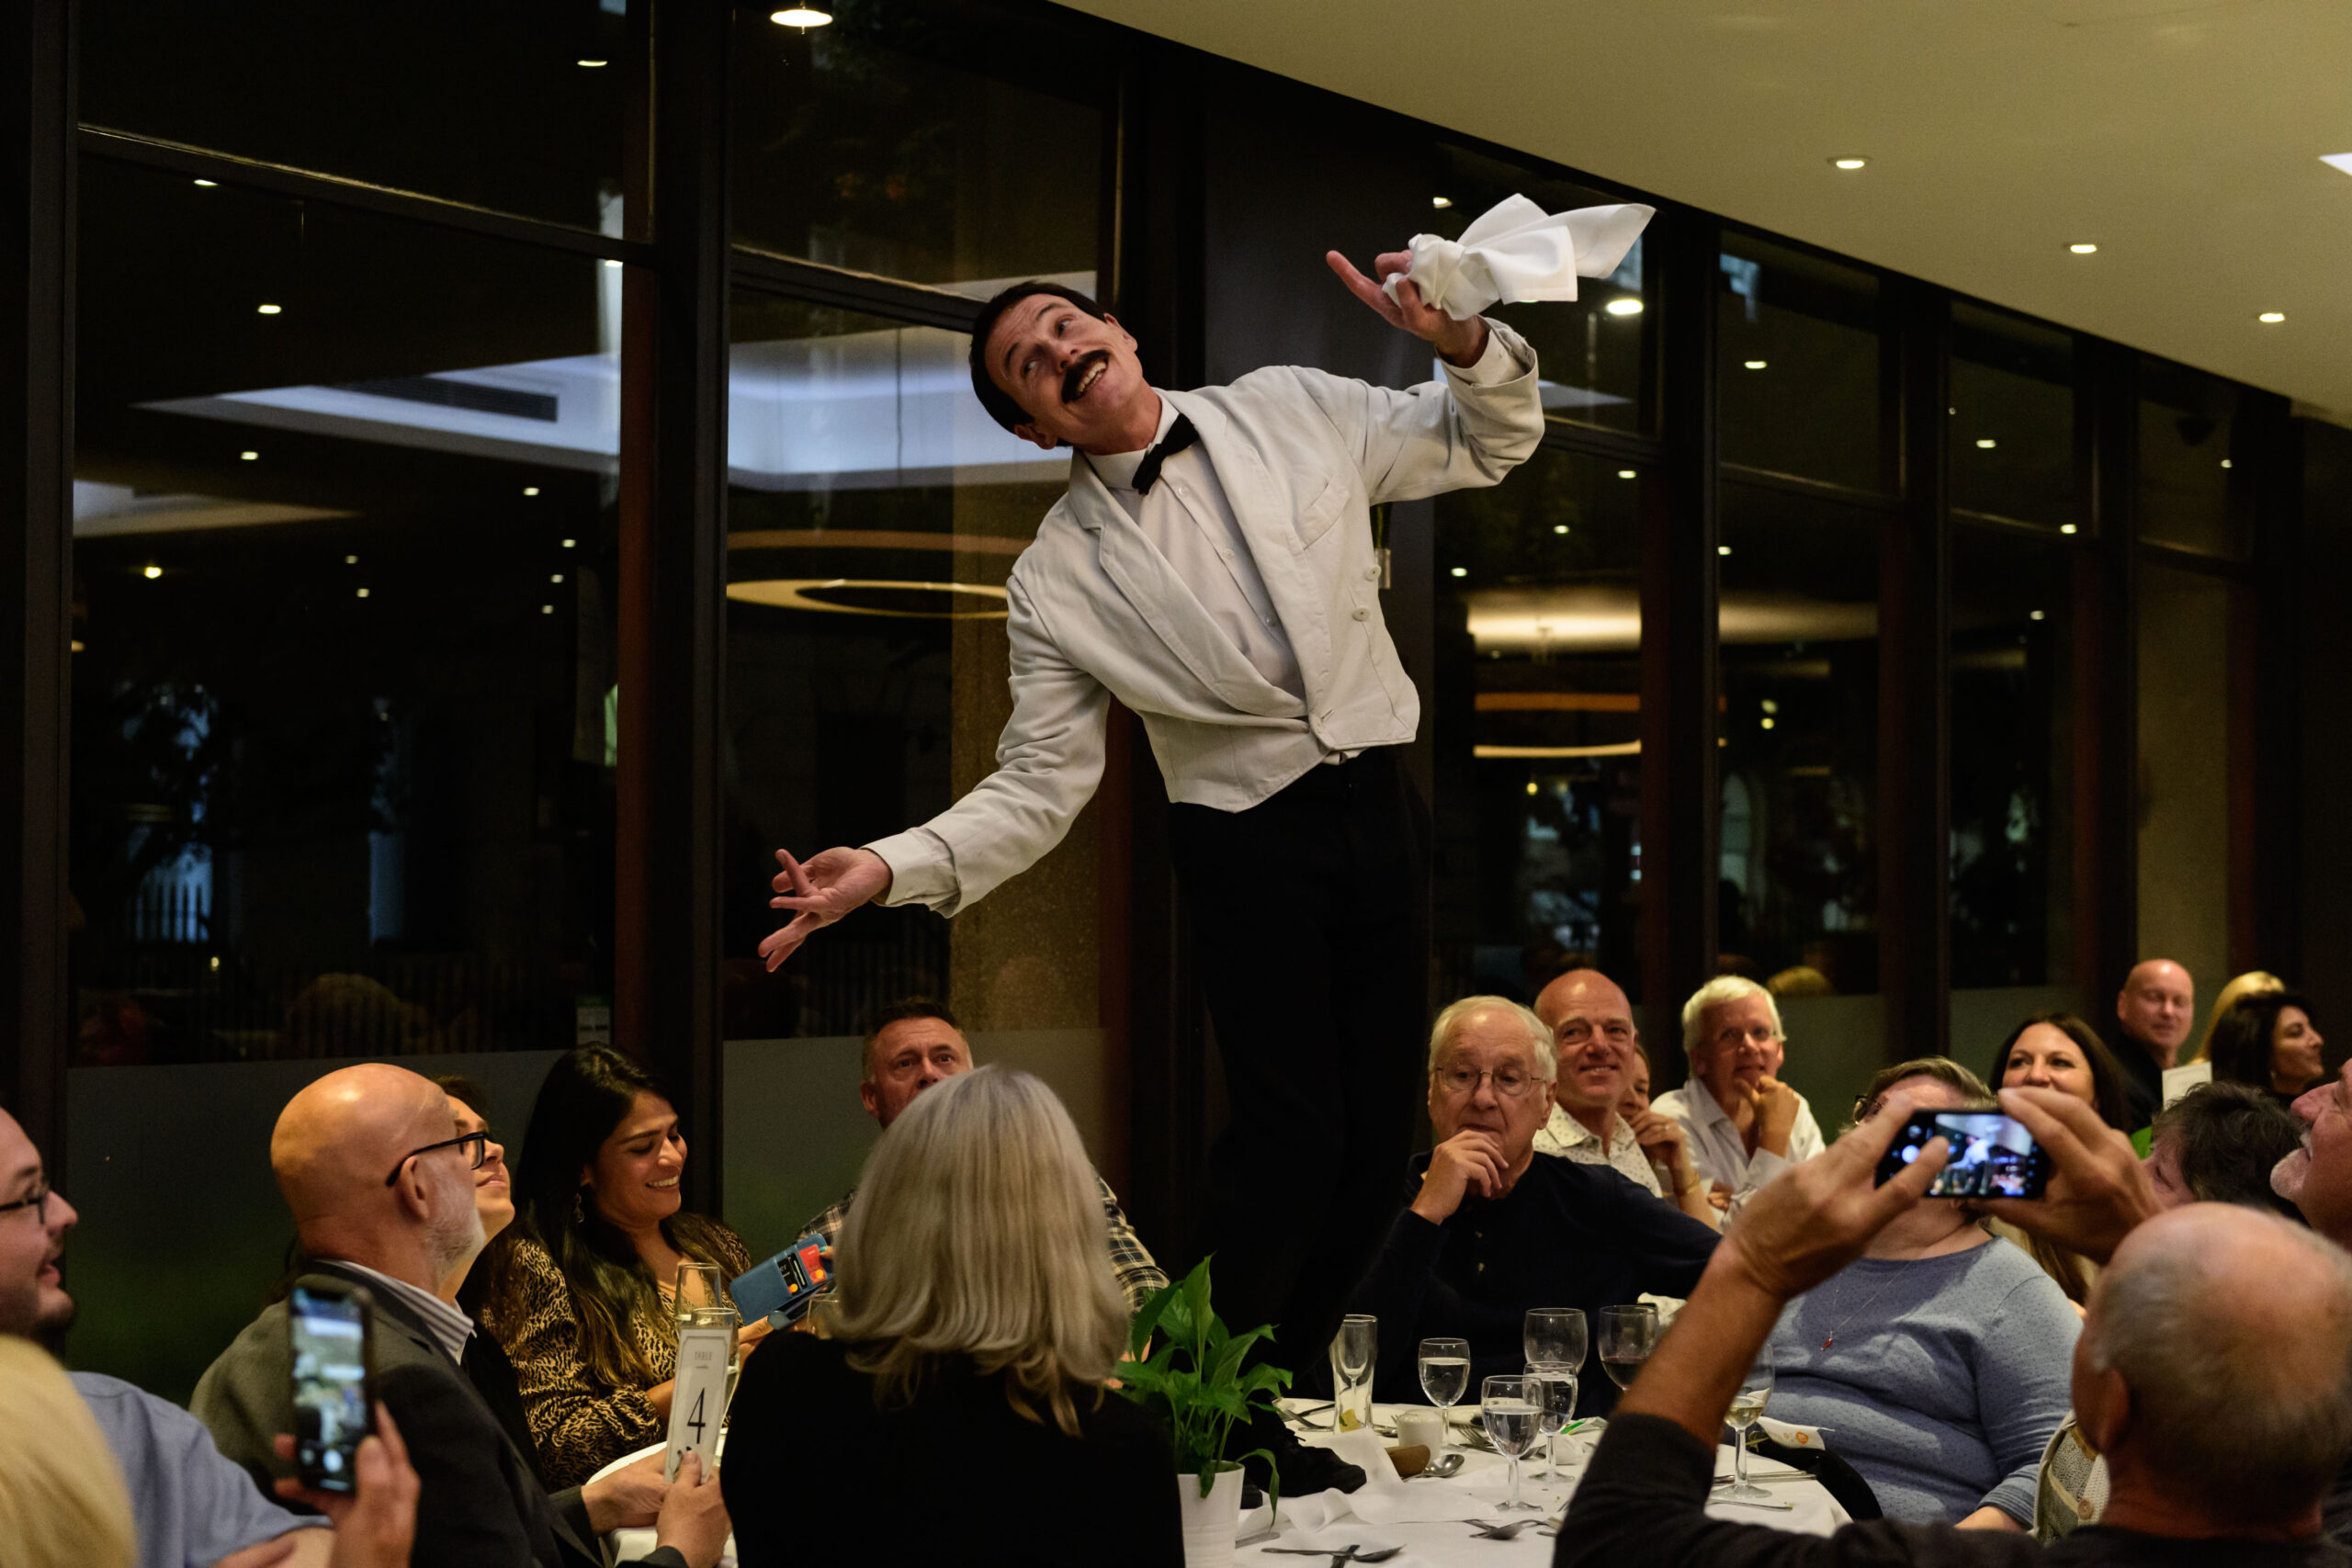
[{"left": 730, "top": 1233, "right": 832, "bottom": 1325}]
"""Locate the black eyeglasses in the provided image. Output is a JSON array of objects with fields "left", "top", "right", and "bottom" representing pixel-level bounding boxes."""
[
  {"left": 383, "top": 1130, "right": 490, "bottom": 1188},
  {"left": 0, "top": 1179, "right": 50, "bottom": 1225}
]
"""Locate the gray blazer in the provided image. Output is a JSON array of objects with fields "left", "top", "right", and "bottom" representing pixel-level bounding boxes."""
[{"left": 191, "top": 1260, "right": 682, "bottom": 1568}]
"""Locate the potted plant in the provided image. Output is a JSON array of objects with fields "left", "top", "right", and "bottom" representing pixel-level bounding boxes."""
[{"left": 1116, "top": 1258, "right": 1291, "bottom": 1568}]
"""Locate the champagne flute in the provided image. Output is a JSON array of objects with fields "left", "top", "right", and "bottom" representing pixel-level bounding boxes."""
[
  {"left": 1479, "top": 1373, "right": 1544, "bottom": 1512},
  {"left": 673, "top": 1262, "right": 741, "bottom": 1407},
  {"left": 1329, "top": 1314, "right": 1377, "bottom": 1433},
  {"left": 1723, "top": 1345, "right": 1776, "bottom": 1500},
  {"left": 1416, "top": 1337, "right": 1470, "bottom": 1454},
  {"left": 1597, "top": 1303, "right": 1658, "bottom": 1393},
  {"left": 1525, "top": 1360, "right": 1577, "bottom": 1478}
]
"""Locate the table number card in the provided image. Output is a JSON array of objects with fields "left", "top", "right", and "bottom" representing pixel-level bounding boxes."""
[{"left": 665, "top": 1326, "right": 732, "bottom": 1481}]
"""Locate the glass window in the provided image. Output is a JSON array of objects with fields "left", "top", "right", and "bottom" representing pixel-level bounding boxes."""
[
  {"left": 2136, "top": 562, "right": 2237, "bottom": 1001},
  {"left": 1718, "top": 235, "right": 1884, "bottom": 492},
  {"left": 1716, "top": 481, "right": 1882, "bottom": 992},
  {"left": 71, "top": 158, "right": 621, "bottom": 1065},
  {"left": 2138, "top": 358, "right": 2249, "bottom": 558},
  {"left": 1432, "top": 146, "right": 1655, "bottom": 435},
  {"left": 81, "top": 1, "right": 635, "bottom": 232},
  {"left": 722, "top": 290, "right": 1099, "bottom": 1040},
  {"left": 731, "top": 5, "right": 1104, "bottom": 292},
  {"left": 1431, "top": 449, "right": 1644, "bottom": 1005},
  {"left": 1951, "top": 304, "right": 2075, "bottom": 528},
  {"left": 1950, "top": 522, "right": 2076, "bottom": 987}
]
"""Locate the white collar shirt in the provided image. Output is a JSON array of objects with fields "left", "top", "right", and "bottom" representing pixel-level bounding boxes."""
[
  {"left": 1649, "top": 1079, "right": 1824, "bottom": 1219},
  {"left": 321, "top": 1259, "right": 475, "bottom": 1365},
  {"left": 1532, "top": 1102, "right": 1661, "bottom": 1196}
]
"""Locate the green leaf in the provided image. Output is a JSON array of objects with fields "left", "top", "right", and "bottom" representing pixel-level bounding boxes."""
[
  {"left": 1128, "top": 1278, "right": 1177, "bottom": 1360},
  {"left": 1233, "top": 1446, "right": 1283, "bottom": 1522}
]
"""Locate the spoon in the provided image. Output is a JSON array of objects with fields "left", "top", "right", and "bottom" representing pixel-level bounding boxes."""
[{"left": 1419, "top": 1451, "right": 1466, "bottom": 1479}]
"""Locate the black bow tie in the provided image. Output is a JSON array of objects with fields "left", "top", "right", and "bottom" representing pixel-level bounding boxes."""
[{"left": 1129, "top": 414, "right": 1200, "bottom": 496}]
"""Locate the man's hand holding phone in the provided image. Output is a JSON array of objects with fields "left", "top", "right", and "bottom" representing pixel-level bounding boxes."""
[
  {"left": 271, "top": 1406, "right": 419, "bottom": 1568},
  {"left": 1979, "top": 1085, "right": 2160, "bottom": 1264}
]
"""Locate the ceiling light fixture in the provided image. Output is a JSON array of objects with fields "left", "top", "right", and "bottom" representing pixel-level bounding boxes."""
[
  {"left": 523, "top": 486, "right": 540, "bottom": 496},
  {"left": 2220, "top": 458, "right": 2233, "bottom": 469},
  {"left": 1743, "top": 359, "right": 1767, "bottom": 370},
  {"left": 770, "top": 6, "right": 833, "bottom": 26},
  {"left": 542, "top": 604, "right": 554, "bottom": 615},
  {"left": 192, "top": 178, "right": 218, "bottom": 188},
  {"left": 1760, "top": 716, "right": 1776, "bottom": 729},
  {"left": 2258, "top": 311, "right": 2286, "bottom": 323},
  {"left": 2030, "top": 610, "right": 2046, "bottom": 621},
  {"left": 345, "top": 554, "right": 357, "bottom": 565},
  {"left": 356, "top": 587, "right": 370, "bottom": 599},
  {"left": 141, "top": 564, "right": 161, "bottom": 580},
  {"left": 256, "top": 303, "right": 282, "bottom": 315},
  {"left": 561, "top": 537, "right": 577, "bottom": 548},
  {"left": 2322, "top": 153, "right": 2352, "bottom": 176},
  {"left": 1553, "top": 525, "right": 1568, "bottom": 535},
  {"left": 2061, "top": 524, "right": 2079, "bottom": 535},
  {"left": 1604, "top": 297, "right": 1643, "bottom": 317},
  {"left": 1830, "top": 157, "right": 1868, "bottom": 171},
  {"left": 240, "top": 450, "right": 258, "bottom": 461},
  {"left": 1617, "top": 468, "right": 1636, "bottom": 479},
  {"left": 1432, "top": 197, "right": 1453, "bottom": 209},
  {"left": 2069, "top": 243, "right": 2098, "bottom": 254},
  {"left": 576, "top": 58, "right": 608, "bottom": 67},
  {"left": 550, "top": 573, "right": 564, "bottom": 584},
  {"left": 1717, "top": 545, "right": 1732, "bottom": 556},
  {"left": 1450, "top": 567, "right": 1467, "bottom": 578},
  {"left": 1975, "top": 438, "right": 1997, "bottom": 449}
]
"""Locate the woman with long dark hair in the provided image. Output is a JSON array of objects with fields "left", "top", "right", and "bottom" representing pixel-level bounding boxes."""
[
  {"left": 482, "top": 1046, "right": 753, "bottom": 1487},
  {"left": 2208, "top": 990, "right": 2328, "bottom": 1106}
]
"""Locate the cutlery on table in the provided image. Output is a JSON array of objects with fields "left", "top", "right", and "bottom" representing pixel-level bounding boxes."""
[
  {"left": 1465, "top": 1517, "right": 1538, "bottom": 1540},
  {"left": 1714, "top": 1495, "right": 1795, "bottom": 1511},
  {"left": 1261, "top": 1549, "right": 1404, "bottom": 1564},
  {"left": 1415, "top": 1451, "right": 1465, "bottom": 1479}
]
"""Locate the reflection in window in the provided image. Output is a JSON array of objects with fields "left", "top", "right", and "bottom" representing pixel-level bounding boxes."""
[
  {"left": 82, "top": 1, "right": 633, "bottom": 231},
  {"left": 1716, "top": 482, "right": 1881, "bottom": 993},
  {"left": 1718, "top": 235, "right": 1883, "bottom": 492},
  {"left": 71, "top": 160, "right": 620, "bottom": 1064},
  {"left": 2135, "top": 564, "right": 2237, "bottom": 998},
  {"left": 1950, "top": 524, "right": 2075, "bottom": 987},
  {"left": 1951, "top": 305, "right": 2074, "bottom": 529},
  {"left": 732, "top": 3, "right": 1104, "bottom": 290},
  {"left": 1432, "top": 450, "right": 1642, "bottom": 1004},
  {"left": 722, "top": 293, "right": 1096, "bottom": 1040},
  {"left": 1433, "top": 147, "right": 1654, "bottom": 434},
  {"left": 2138, "top": 358, "right": 2248, "bottom": 558}
]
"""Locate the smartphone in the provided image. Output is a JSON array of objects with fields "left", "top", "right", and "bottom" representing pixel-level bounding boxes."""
[
  {"left": 288, "top": 1281, "right": 377, "bottom": 1493},
  {"left": 1874, "top": 1109, "right": 2052, "bottom": 1200},
  {"left": 730, "top": 1233, "right": 833, "bottom": 1326}
]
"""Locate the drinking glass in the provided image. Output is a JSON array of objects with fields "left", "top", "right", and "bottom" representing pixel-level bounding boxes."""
[
  {"left": 1329, "top": 1314, "right": 1377, "bottom": 1433},
  {"left": 1724, "top": 1345, "right": 1777, "bottom": 1499},
  {"left": 1478, "top": 1373, "right": 1544, "bottom": 1512},
  {"left": 1525, "top": 1360, "right": 1577, "bottom": 1478},
  {"left": 1522, "top": 1307, "right": 1588, "bottom": 1377},
  {"left": 673, "top": 1262, "right": 741, "bottom": 1406},
  {"left": 1597, "top": 1303, "right": 1659, "bottom": 1393},
  {"left": 1416, "top": 1337, "right": 1470, "bottom": 1453}
]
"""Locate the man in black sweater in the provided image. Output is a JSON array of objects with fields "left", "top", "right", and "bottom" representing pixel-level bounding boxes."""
[
  {"left": 1557, "top": 1084, "right": 2352, "bottom": 1568},
  {"left": 1347, "top": 996, "right": 1718, "bottom": 1414}
]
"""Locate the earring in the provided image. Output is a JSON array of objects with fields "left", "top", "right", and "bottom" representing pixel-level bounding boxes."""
[{"left": 572, "top": 1190, "right": 586, "bottom": 1225}]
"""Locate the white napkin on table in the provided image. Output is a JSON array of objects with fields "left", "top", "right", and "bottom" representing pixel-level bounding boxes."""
[
  {"left": 1757, "top": 1416, "right": 1832, "bottom": 1450},
  {"left": 1383, "top": 193, "right": 1656, "bottom": 321},
  {"left": 1288, "top": 1428, "right": 1506, "bottom": 1525}
]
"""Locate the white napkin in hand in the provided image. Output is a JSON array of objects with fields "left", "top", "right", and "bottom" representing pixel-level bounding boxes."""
[{"left": 1384, "top": 192, "right": 1657, "bottom": 320}]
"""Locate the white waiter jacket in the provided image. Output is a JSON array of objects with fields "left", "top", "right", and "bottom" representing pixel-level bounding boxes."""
[{"left": 865, "top": 321, "right": 1545, "bottom": 917}]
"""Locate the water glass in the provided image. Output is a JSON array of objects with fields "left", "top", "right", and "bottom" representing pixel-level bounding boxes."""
[
  {"left": 1597, "top": 1303, "right": 1659, "bottom": 1393},
  {"left": 1522, "top": 1307, "right": 1588, "bottom": 1380},
  {"left": 1478, "top": 1374, "right": 1544, "bottom": 1512},
  {"left": 1329, "top": 1314, "right": 1377, "bottom": 1433},
  {"left": 1724, "top": 1345, "right": 1776, "bottom": 1499},
  {"left": 1525, "top": 1360, "right": 1577, "bottom": 1477},
  {"left": 1416, "top": 1337, "right": 1470, "bottom": 1452},
  {"left": 673, "top": 1262, "right": 741, "bottom": 1404}
]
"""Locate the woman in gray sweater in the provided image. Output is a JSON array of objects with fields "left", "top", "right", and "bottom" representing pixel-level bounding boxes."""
[{"left": 1761, "top": 1058, "right": 2081, "bottom": 1529}]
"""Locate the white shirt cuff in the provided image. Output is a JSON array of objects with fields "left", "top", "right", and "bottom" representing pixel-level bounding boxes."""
[
  {"left": 862, "top": 828, "right": 957, "bottom": 909},
  {"left": 1442, "top": 320, "right": 1527, "bottom": 386}
]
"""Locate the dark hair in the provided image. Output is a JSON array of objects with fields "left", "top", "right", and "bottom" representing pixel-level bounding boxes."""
[
  {"left": 861, "top": 997, "right": 963, "bottom": 1081},
  {"left": 1850, "top": 1055, "right": 1996, "bottom": 1128},
  {"left": 2152, "top": 1081, "right": 2309, "bottom": 1222},
  {"left": 966, "top": 282, "right": 1106, "bottom": 434},
  {"left": 435, "top": 1074, "right": 490, "bottom": 1121},
  {"left": 1988, "top": 1012, "right": 2134, "bottom": 1132},
  {"left": 2209, "top": 990, "right": 2321, "bottom": 1095},
  {"left": 485, "top": 1046, "right": 737, "bottom": 1391}
]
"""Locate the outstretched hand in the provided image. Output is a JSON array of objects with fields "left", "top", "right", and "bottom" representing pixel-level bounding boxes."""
[
  {"left": 1720, "top": 1093, "right": 1950, "bottom": 1300},
  {"left": 759, "top": 846, "right": 893, "bottom": 971},
  {"left": 1325, "top": 249, "right": 1490, "bottom": 367}
]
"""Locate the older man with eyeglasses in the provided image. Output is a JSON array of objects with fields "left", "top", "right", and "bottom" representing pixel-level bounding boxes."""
[{"left": 1344, "top": 997, "right": 1720, "bottom": 1416}]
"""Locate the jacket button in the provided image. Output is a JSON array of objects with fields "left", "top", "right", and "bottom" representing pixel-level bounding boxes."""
[
  {"left": 1363, "top": 566, "right": 1380, "bottom": 581},
  {"left": 1351, "top": 606, "right": 1369, "bottom": 621}
]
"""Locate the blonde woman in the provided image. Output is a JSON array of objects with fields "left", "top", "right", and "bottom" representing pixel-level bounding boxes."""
[
  {"left": 0, "top": 1337, "right": 135, "bottom": 1568},
  {"left": 721, "top": 1066, "right": 1182, "bottom": 1566},
  {"left": 2189, "top": 970, "right": 2285, "bottom": 1064}
]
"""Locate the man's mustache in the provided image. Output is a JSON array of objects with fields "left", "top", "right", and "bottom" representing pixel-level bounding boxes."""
[{"left": 1062, "top": 349, "right": 1112, "bottom": 404}]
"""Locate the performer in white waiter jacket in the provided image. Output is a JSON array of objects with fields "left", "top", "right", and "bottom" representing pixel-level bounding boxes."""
[{"left": 761, "top": 248, "right": 1546, "bottom": 1359}]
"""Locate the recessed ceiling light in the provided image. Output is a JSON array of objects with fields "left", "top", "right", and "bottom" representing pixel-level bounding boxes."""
[
  {"left": 1830, "top": 157, "right": 1868, "bottom": 171},
  {"left": 256, "top": 303, "right": 281, "bottom": 315},
  {"left": 542, "top": 604, "right": 555, "bottom": 615},
  {"left": 2323, "top": 153, "right": 2352, "bottom": 176},
  {"left": 1760, "top": 716, "right": 1776, "bottom": 729},
  {"left": 1450, "top": 566, "right": 1467, "bottom": 578},
  {"left": 2061, "top": 524, "right": 2079, "bottom": 535},
  {"left": 1604, "top": 297, "right": 1643, "bottom": 317},
  {"left": 770, "top": 6, "right": 833, "bottom": 25},
  {"left": 1617, "top": 468, "right": 1636, "bottom": 479},
  {"left": 561, "top": 537, "right": 577, "bottom": 548},
  {"left": 2220, "top": 458, "right": 2233, "bottom": 469},
  {"left": 2069, "top": 243, "right": 2098, "bottom": 254},
  {"left": 240, "top": 450, "right": 258, "bottom": 461},
  {"left": 141, "top": 564, "right": 162, "bottom": 580},
  {"left": 192, "top": 179, "right": 217, "bottom": 188},
  {"left": 1553, "top": 525, "right": 1568, "bottom": 535},
  {"left": 2258, "top": 311, "right": 2286, "bottom": 323},
  {"left": 1717, "top": 545, "right": 1732, "bottom": 556},
  {"left": 345, "top": 554, "right": 358, "bottom": 565},
  {"left": 550, "top": 573, "right": 564, "bottom": 584},
  {"left": 2030, "top": 610, "right": 2046, "bottom": 621},
  {"left": 1432, "top": 197, "right": 1453, "bottom": 209},
  {"left": 577, "top": 58, "right": 608, "bottom": 67},
  {"left": 70, "top": 639, "right": 84, "bottom": 652},
  {"left": 1743, "top": 359, "right": 1767, "bottom": 370},
  {"left": 523, "top": 486, "right": 540, "bottom": 496},
  {"left": 356, "top": 587, "right": 370, "bottom": 599},
  {"left": 1975, "top": 438, "right": 1997, "bottom": 449}
]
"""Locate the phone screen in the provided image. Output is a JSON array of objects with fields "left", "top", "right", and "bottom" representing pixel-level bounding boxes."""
[
  {"left": 1873, "top": 1109, "right": 2051, "bottom": 1200},
  {"left": 288, "top": 1284, "right": 374, "bottom": 1493}
]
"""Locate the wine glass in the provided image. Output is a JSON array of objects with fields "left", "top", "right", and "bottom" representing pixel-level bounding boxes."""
[
  {"left": 1597, "top": 1303, "right": 1658, "bottom": 1393},
  {"left": 1478, "top": 1374, "right": 1544, "bottom": 1512},
  {"left": 1723, "top": 1344, "right": 1776, "bottom": 1500},
  {"left": 1329, "top": 1314, "right": 1377, "bottom": 1433},
  {"left": 1525, "top": 1360, "right": 1577, "bottom": 1478},
  {"left": 673, "top": 1262, "right": 741, "bottom": 1405},
  {"left": 1416, "top": 1337, "right": 1470, "bottom": 1453},
  {"left": 1523, "top": 1308, "right": 1586, "bottom": 1423}
]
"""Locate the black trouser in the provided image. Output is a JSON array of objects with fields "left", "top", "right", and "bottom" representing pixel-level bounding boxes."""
[{"left": 1167, "top": 745, "right": 1430, "bottom": 1377}]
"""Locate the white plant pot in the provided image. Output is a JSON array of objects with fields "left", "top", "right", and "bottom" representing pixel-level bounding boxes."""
[{"left": 1176, "top": 1466, "right": 1245, "bottom": 1568}]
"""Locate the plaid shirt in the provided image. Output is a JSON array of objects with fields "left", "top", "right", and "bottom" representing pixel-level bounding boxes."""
[{"left": 799, "top": 1173, "right": 1170, "bottom": 1315}]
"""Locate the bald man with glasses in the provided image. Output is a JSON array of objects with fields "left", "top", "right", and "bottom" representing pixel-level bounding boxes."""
[{"left": 1343, "top": 997, "right": 1719, "bottom": 1416}]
